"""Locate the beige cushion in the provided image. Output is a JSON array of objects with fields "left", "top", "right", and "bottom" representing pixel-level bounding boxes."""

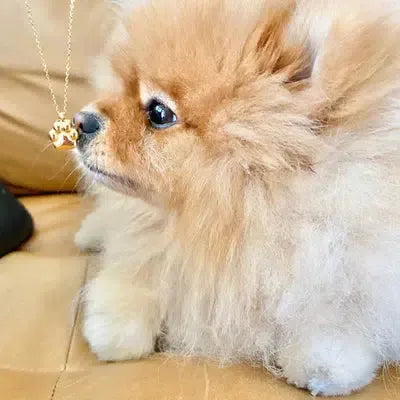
[
  {"left": 0, "top": 194, "right": 398, "bottom": 399},
  {"left": 0, "top": 0, "right": 112, "bottom": 192}
]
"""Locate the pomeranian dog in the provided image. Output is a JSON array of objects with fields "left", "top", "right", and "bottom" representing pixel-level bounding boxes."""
[{"left": 74, "top": 0, "right": 400, "bottom": 396}]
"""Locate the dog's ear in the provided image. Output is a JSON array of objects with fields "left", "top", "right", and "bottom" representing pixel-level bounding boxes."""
[{"left": 243, "top": 1, "right": 314, "bottom": 87}]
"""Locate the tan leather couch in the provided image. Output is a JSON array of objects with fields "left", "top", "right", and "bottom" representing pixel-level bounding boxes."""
[{"left": 1, "top": 1, "right": 399, "bottom": 399}]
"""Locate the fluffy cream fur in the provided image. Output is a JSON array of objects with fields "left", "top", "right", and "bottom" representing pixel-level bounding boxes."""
[{"left": 74, "top": 0, "right": 400, "bottom": 396}]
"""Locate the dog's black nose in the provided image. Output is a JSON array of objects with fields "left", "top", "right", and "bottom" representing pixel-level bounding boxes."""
[
  {"left": 74, "top": 112, "right": 102, "bottom": 148},
  {"left": 74, "top": 112, "right": 102, "bottom": 135}
]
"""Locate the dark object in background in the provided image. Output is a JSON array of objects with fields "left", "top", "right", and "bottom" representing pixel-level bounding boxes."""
[{"left": 0, "top": 183, "right": 34, "bottom": 257}]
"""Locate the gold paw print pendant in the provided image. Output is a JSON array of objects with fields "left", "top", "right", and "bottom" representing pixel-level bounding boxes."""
[{"left": 49, "top": 113, "right": 78, "bottom": 150}]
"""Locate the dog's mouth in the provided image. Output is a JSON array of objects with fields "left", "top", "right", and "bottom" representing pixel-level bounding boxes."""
[
  {"left": 84, "top": 161, "right": 112, "bottom": 179},
  {"left": 82, "top": 160, "right": 138, "bottom": 192}
]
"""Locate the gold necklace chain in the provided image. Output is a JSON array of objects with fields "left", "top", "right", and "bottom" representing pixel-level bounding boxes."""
[
  {"left": 24, "top": 0, "right": 76, "bottom": 118},
  {"left": 23, "top": 0, "right": 79, "bottom": 150}
]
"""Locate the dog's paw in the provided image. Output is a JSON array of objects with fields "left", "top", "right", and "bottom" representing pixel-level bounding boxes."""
[
  {"left": 278, "top": 334, "right": 379, "bottom": 396},
  {"left": 83, "top": 310, "right": 155, "bottom": 361},
  {"left": 82, "top": 275, "right": 160, "bottom": 361}
]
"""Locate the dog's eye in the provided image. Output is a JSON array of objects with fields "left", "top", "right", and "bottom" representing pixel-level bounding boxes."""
[{"left": 146, "top": 99, "right": 177, "bottom": 129}]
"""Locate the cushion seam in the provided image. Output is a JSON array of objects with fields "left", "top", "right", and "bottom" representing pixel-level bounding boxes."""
[{"left": 49, "top": 255, "right": 89, "bottom": 400}]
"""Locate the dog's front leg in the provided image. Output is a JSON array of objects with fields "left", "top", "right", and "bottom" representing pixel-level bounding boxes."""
[{"left": 81, "top": 204, "right": 167, "bottom": 362}]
